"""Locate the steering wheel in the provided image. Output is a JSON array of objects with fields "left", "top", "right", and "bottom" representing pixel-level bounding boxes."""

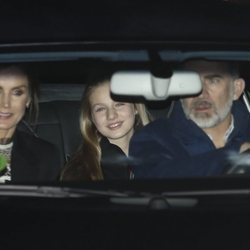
[{"left": 225, "top": 150, "right": 250, "bottom": 175}]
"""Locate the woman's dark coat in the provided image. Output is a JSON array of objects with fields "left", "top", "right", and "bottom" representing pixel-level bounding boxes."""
[{"left": 10, "top": 126, "right": 62, "bottom": 183}]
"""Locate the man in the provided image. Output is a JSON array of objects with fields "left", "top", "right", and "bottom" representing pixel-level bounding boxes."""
[{"left": 129, "top": 59, "right": 250, "bottom": 178}]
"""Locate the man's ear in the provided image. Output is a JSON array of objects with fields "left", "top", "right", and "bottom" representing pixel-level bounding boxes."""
[{"left": 233, "top": 78, "right": 245, "bottom": 100}]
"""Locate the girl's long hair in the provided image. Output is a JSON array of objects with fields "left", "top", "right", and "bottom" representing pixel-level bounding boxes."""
[{"left": 61, "top": 70, "right": 152, "bottom": 181}]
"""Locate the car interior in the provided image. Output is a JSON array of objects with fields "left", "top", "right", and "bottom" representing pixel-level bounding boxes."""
[
  {"left": 33, "top": 80, "right": 173, "bottom": 168},
  {"left": 16, "top": 55, "right": 175, "bottom": 169},
  {"left": 7, "top": 49, "right": 250, "bottom": 175}
]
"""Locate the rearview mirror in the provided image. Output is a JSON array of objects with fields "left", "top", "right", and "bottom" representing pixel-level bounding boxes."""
[{"left": 111, "top": 71, "right": 202, "bottom": 100}]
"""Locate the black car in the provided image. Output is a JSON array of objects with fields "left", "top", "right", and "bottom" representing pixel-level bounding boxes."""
[{"left": 1, "top": 1, "right": 250, "bottom": 249}]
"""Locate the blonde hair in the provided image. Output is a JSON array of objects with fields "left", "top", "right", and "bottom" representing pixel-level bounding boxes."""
[{"left": 61, "top": 72, "right": 152, "bottom": 181}]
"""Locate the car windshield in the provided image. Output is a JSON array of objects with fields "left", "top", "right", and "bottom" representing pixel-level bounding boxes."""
[
  {"left": 0, "top": 0, "right": 249, "bottom": 196},
  {"left": 0, "top": 46, "right": 248, "bottom": 186}
]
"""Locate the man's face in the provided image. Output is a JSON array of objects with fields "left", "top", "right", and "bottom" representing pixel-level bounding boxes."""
[{"left": 181, "top": 60, "right": 238, "bottom": 128}]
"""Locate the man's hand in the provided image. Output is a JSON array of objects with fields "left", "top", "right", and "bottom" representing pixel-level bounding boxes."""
[{"left": 240, "top": 142, "right": 250, "bottom": 153}]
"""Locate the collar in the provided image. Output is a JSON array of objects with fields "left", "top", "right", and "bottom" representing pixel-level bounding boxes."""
[
  {"left": 206, "top": 115, "right": 234, "bottom": 143},
  {"left": 224, "top": 115, "right": 234, "bottom": 142},
  {"left": 0, "top": 142, "right": 13, "bottom": 150}
]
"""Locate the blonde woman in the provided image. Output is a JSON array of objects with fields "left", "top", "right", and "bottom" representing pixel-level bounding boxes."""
[{"left": 61, "top": 70, "right": 152, "bottom": 181}]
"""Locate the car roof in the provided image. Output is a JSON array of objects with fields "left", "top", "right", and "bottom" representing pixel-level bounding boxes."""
[{"left": 1, "top": 0, "right": 250, "bottom": 44}]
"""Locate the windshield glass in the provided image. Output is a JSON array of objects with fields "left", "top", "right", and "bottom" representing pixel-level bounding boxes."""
[{"left": 0, "top": 46, "right": 249, "bottom": 191}]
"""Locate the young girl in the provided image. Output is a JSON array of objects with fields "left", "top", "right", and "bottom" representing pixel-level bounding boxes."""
[{"left": 61, "top": 71, "right": 152, "bottom": 181}]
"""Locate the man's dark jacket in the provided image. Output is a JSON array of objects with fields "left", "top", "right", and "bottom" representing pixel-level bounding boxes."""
[
  {"left": 129, "top": 100, "right": 250, "bottom": 178},
  {"left": 10, "top": 125, "right": 62, "bottom": 183}
]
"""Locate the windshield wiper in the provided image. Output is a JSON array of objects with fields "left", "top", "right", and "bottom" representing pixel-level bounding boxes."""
[
  {"left": 1, "top": 185, "right": 250, "bottom": 210},
  {"left": 0, "top": 185, "right": 128, "bottom": 198}
]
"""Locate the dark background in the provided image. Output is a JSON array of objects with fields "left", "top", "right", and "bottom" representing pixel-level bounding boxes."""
[{"left": 0, "top": 0, "right": 250, "bottom": 43}]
